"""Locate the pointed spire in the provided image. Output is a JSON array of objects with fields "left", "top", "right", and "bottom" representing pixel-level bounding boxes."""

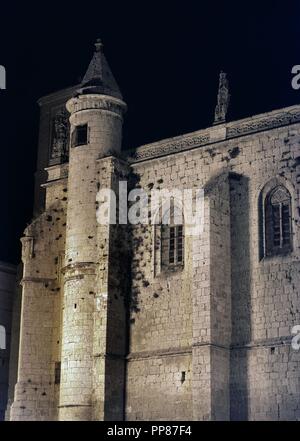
[
  {"left": 78, "top": 39, "right": 123, "bottom": 100},
  {"left": 214, "top": 71, "right": 230, "bottom": 125}
]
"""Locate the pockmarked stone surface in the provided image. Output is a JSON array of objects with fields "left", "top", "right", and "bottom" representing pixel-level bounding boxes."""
[{"left": 5, "top": 42, "right": 300, "bottom": 421}]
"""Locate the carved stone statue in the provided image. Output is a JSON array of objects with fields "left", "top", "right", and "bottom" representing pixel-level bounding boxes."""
[
  {"left": 214, "top": 71, "right": 230, "bottom": 125},
  {"left": 50, "top": 108, "right": 70, "bottom": 164}
]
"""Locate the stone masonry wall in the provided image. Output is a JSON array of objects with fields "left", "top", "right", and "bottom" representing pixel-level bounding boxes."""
[
  {"left": 126, "top": 120, "right": 300, "bottom": 420},
  {"left": 9, "top": 197, "right": 67, "bottom": 420},
  {"left": 10, "top": 92, "right": 300, "bottom": 420}
]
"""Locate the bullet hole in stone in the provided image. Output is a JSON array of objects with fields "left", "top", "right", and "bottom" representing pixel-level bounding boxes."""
[
  {"left": 130, "top": 318, "right": 135, "bottom": 324},
  {"left": 42, "top": 392, "right": 46, "bottom": 396},
  {"left": 34, "top": 387, "right": 38, "bottom": 391},
  {"left": 46, "top": 215, "right": 53, "bottom": 222},
  {"left": 54, "top": 257, "right": 58, "bottom": 264},
  {"left": 56, "top": 218, "right": 61, "bottom": 221},
  {"left": 157, "top": 178, "right": 163, "bottom": 184},
  {"left": 62, "top": 197, "right": 67, "bottom": 201},
  {"left": 74, "top": 304, "right": 77, "bottom": 309},
  {"left": 57, "top": 341, "right": 59, "bottom": 344},
  {"left": 45, "top": 284, "right": 48, "bottom": 288},
  {"left": 143, "top": 280, "right": 150, "bottom": 287},
  {"left": 88, "top": 236, "right": 94, "bottom": 239},
  {"left": 181, "top": 372, "right": 186, "bottom": 384},
  {"left": 97, "top": 182, "right": 100, "bottom": 190},
  {"left": 229, "top": 147, "right": 240, "bottom": 159},
  {"left": 68, "top": 258, "right": 72, "bottom": 262},
  {"left": 153, "top": 293, "right": 159, "bottom": 298},
  {"left": 20, "top": 406, "right": 26, "bottom": 409},
  {"left": 63, "top": 223, "right": 66, "bottom": 226},
  {"left": 207, "top": 148, "right": 216, "bottom": 158},
  {"left": 271, "top": 347, "right": 275, "bottom": 354},
  {"left": 63, "top": 188, "right": 67, "bottom": 192},
  {"left": 28, "top": 379, "right": 31, "bottom": 383},
  {"left": 148, "top": 183, "right": 154, "bottom": 190},
  {"left": 36, "top": 270, "right": 40, "bottom": 273}
]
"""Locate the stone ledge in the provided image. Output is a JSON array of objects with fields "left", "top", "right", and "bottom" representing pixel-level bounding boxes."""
[{"left": 127, "top": 346, "right": 192, "bottom": 361}]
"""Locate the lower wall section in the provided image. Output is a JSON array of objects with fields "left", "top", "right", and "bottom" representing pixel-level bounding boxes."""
[
  {"left": 125, "top": 351, "right": 192, "bottom": 421},
  {"left": 231, "top": 342, "right": 300, "bottom": 420}
]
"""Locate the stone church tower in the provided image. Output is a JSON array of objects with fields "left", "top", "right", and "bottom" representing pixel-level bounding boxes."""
[{"left": 6, "top": 41, "right": 300, "bottom": 420}]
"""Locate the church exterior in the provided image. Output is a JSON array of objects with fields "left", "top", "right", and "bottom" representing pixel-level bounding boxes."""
[{"left": 6, "top": 41, "right": 300, "bottom": 420}]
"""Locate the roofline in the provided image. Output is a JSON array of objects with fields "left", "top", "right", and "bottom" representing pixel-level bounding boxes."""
[
  {"left": 136, "top": 104, "right": 300, "bottom": 151},
  {"left": 37, "top": 84, "right": 80, "bottom": 106},
  {"left": 124, "top": 103, "right": 300, "bottom": 163}
]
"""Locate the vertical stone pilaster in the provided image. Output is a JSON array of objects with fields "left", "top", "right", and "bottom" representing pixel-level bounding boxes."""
[
  {"left": 192, "top": 173, "right": 231, "bottom": 420},
  {"left": 5, "top": 264, "right": 22, "bottom": 421},
  {"left": 92, "top": 157, "right": 130, "bottom": 421}
]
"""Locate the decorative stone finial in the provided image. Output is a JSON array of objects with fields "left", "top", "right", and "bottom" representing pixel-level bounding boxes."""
[
  {"left": 95, "top": 38, "right": 103, "bottom": 52},
  {"left": 214, "top": 71, "right": 230, "bottom": 125}
]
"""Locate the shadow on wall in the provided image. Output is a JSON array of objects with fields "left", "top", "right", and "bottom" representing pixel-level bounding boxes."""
[
  {"left": 0, "top": 325, "right": 6, "bottom": 349},
  {"left": 229, "top": 173, "right": 251, "bottom": 421}
]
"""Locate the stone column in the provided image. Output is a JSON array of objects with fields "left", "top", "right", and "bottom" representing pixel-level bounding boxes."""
[{"left": 59, "top": 94, "right": 126, "bottom": 420}]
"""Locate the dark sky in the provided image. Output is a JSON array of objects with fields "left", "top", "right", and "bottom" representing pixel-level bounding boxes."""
[{"left": 1, "top": 0, "right": 300, "bottom": 264}]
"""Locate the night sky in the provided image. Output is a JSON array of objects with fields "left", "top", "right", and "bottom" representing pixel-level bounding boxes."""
[{"left": 1, "top": 1, "right": 300, "bottom": 264}]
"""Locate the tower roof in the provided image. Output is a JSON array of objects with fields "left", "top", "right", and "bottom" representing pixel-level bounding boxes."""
[{"left": 78, "top": 39, "right": 123, "bottom": 100}]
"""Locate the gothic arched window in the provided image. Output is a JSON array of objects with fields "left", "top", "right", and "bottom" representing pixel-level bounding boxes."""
[{"left": 264, "top": 186, "right": 292, "bottom": 257}]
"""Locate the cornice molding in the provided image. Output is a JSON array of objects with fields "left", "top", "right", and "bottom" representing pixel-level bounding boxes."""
[{"left": 125, "top": 105, "right": 300, "bottom": 163}]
